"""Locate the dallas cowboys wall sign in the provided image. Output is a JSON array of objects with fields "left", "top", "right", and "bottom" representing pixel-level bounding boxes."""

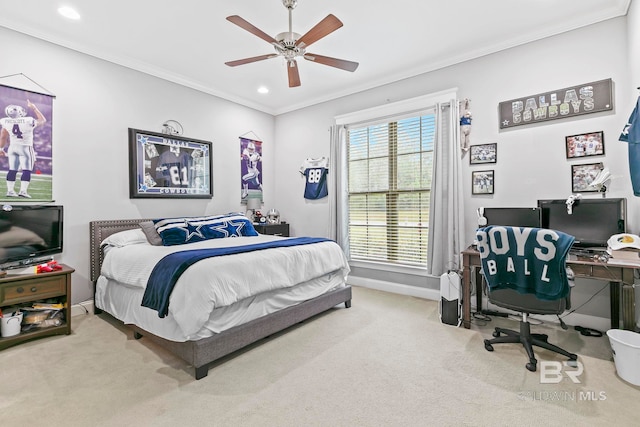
[
  {"left": 498, "top": 78, "right": 613, "bottom": 129},
  {"left": 128, "top": 128, "right": 213, "bottom": 199}
]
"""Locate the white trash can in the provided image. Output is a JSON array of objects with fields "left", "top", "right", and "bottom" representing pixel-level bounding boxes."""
[
  {"left": 607, "top": 329, "right": 640, "bottom": 386},
  {"left": 0, "top": 312, "right": 23, "bottom": 337}
]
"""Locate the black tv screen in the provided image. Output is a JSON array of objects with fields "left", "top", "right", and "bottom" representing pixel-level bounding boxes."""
[
  {"left": 0, "top": 204, "right": 63, "bottom": 268},
  {"left": 483, "top": 207, "right": 541, "bottom": 228},
  {"left": 538, "top": 198, "right": 626, "bottom": 248}
]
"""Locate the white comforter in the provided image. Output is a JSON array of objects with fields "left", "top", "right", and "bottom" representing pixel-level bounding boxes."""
[{"left": 99, "top": 230, "right": 350, "bottom": 337}]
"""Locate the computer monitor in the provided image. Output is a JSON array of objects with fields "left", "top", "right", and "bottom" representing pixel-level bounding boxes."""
[
  {"left": 483, "top": 207, "right": 541, "bottom": 228},
  {"left": 538, "top": 198, "right": 626, "bottom": 248}
]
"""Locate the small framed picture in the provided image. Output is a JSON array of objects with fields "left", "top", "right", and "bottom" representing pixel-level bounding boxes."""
[
  {"left": 571, "top": 162, "right": 604, "bottom": 193},
  {"left": 469, "top": 143, "right": 497, "bottom": 164},
  {"left": 472, "top": 170, "right": 494, "bottom": 195},
  {"left": 565, "top": 131, "right": 605, "bottom": 158}
]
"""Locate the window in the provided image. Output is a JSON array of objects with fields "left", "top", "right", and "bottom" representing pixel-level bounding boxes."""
[{"left": 347, "top": 112, "right": 435, "bottom": 266}]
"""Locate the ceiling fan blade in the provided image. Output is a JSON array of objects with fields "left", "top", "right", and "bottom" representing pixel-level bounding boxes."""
[
  {"left": 226, "top": 15, "right": 279, "bottom": 45},
  {"left": 288, "top": 60, "right": 301, "bottom": 88},
  {"left": 296, "top": 14, "right": 343, "bottom": 48},
  {"left": 225, "top": 54, "right": 278, "bottom": 67},
  {"left": 304, "top": 53, "right": 359, "bottom": 72}
]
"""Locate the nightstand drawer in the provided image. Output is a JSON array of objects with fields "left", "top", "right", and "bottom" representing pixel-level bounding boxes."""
[
  {"left": 0, "top": 275, "right": 66, "bottom": 305},
  {"left": 255, "top": 223, "right": 290, "bottom": 237}
]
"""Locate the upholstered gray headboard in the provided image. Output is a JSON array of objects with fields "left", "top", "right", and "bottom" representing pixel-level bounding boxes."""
[{"left": 89, "top": 219, "right": 152, "bottom": 282}]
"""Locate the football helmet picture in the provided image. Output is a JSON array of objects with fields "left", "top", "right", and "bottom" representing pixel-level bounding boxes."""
[
  {"left": 5, "top": 104, "right": 27, "bottom": 119},
  {"left": 267, "top": 209, "right": 280, "bottom": 224}
]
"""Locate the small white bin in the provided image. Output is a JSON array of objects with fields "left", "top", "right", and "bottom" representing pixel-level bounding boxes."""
[
  {"left": 0, "top": 312, "right": 23, "bottom": 337},
  {"left": 607, "top": 329, "right": 640, "bottom": 386}
]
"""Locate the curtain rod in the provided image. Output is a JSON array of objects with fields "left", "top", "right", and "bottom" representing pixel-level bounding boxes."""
[{"left": 343, "top": 101, "right": 453, "bottom": 128}]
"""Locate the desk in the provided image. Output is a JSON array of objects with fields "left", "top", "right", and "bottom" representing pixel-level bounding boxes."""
[{"left": 461, "top": 247, "right": 636, "bottom": 330}]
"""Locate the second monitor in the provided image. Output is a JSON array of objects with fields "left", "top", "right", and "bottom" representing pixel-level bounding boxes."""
[{"left": 482, "top": 207, "right": 541, "bottom": 228}]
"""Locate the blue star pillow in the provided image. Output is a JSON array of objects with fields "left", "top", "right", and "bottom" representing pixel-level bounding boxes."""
[{"left": 153, "top": 213, "right": 258, "bottom": 246}]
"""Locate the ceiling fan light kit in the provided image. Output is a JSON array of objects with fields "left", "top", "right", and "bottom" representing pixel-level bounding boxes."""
[{"left": 225, "top": 0, "right": 358, "bottom": 88}]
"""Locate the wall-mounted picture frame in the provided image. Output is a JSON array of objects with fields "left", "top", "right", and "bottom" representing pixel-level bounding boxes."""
[
  {"left": 469, "top": 143, "right": 497, "bottom": 164},
  {"left": 472, "top": 170, "right": 494, "bottom": 195},
  {"left": 565, "top": 131, "right": 605, "bottom": 159},
  {"left": 128, "top": 128, "right": 213, "bottom": 199},
  {"left": 571, "top": 162, "right": 603, "bottom": 193}
]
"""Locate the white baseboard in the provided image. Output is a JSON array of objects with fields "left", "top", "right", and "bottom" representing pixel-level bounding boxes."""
[
  {"left": 348, "top": 276, "right": 612, "bottom": 332},
  {"left": 347, "top": 276, "right": 440, "bottom": 301},
  {"left": 71, "top": 300, "right": 95, "bottom": 317}
]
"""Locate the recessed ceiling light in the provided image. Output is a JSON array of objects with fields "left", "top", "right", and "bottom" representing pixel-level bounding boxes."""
[
  {"left": 58, "top": 6, "right": 81, "bottom": 20},
  {"left": 257, "top": 86, "right": 269, "bottom": 94}
]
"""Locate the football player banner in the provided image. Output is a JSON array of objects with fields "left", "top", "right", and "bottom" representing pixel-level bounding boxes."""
[
  {"left": 128, "top": 128, "right": 213, "bottom": 199},
  {"left": 0, "top": 84, "right": 54, "bottom": 201},
  {"left": 240, "top": 137, "right": 263, "bottom": 202}
]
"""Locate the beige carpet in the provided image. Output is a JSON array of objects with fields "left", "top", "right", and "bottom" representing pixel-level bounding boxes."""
[{"left": 0, "top": 286, "right": 638, "bottom": 426}]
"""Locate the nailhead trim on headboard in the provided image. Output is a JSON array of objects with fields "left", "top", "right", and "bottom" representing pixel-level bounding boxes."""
[{"left": 89, "top": 219, "right": 153, "bottom": 282}]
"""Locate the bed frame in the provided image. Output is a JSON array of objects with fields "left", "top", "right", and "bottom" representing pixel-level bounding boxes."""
[{"left": 89, "top": 219, "right": 352, "bottom": 380}]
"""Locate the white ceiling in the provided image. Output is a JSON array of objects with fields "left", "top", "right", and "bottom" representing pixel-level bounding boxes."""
[{"left": 0, "top": 0, "right": 630, "bottom": 115}]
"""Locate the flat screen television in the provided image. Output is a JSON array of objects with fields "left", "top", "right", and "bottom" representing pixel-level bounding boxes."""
[
  {"left": 538, "top": 198, "right": 626, "bottom": 248},
  {"left": 483, "top": 207, "right": 541, "bottom": 228},
  {"left": 0, "top": 204, "right": 63, "bottom": 270}
]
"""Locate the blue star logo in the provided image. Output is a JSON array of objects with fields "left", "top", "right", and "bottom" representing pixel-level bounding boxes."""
[
  {"left": 180, "top": 222, "right": 206, "bottom": 242},
  {"left": 622, "top": 124, "right": 630, "bottom": 136},
  {"left": 210, "top": 220, "right": 245, "bottom": 238}
]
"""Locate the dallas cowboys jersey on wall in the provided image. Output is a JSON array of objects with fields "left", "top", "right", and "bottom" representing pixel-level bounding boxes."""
[
  {"left": 300, "top": 157, "right": 329, "bottom": 200},
  {"left": 155, "top": 147, "right": 193, "bottom": 187},
  {"left": 620, "top": 96, "right": 640, "bottom": 195}
]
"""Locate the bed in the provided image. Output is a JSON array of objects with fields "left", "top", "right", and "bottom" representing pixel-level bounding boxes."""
[{"left": 89, "top": 215, "right": 352, "bottom": 380}]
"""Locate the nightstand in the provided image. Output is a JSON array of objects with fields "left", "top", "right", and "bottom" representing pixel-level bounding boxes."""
[{"left": 254, "top": 223, "right": 290, "bottom": 237}]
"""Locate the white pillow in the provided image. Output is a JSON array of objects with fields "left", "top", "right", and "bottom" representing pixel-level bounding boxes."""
[{"left": 101, "top": 228, "right": 149, "bottom": 248}]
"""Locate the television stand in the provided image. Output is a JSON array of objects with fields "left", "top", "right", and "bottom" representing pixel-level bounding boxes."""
[{"left": 0, "top": 264, "right": 74, "bottom": 350}]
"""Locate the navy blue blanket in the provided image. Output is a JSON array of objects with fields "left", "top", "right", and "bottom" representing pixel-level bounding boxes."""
[
  {"left": 141, "top": 237, "right": 331, "bottom": 317},
  {"left": 475, "top": 226, "right": 574, "bottom": 300}
]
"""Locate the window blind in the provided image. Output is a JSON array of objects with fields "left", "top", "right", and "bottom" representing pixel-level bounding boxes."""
[{"left": 347, "top": 112, "right": 435, "bottom": 266}]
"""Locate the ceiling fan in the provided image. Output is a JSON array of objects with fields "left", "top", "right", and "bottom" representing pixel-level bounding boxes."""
[{"left": 225, "top": 0, "right": 359, "bottom": 88}]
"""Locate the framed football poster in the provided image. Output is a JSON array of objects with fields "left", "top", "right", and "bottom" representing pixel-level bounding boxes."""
[{"left": 128, "top": 128, "right": 213, "bottom": 199}]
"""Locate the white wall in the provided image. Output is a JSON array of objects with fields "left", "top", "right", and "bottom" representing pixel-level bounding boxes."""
[
  {"left": 0, "top": 14, "right": 636, "bottom": 319},
  {"left": 274, "top": 17, "right": 634, "bottom": 320},
  {"left": 629, "top": 0, "right": 640, "bottom": 94},
  {"left": 0, "top": 27, "right": 275, "bottom": 303}
]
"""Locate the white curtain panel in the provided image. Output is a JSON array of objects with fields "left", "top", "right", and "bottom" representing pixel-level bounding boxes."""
[
  {"left": 427, "top": 100, "right": 466, "bottom": 276},
  {"left": 329, "top": 125, "right": 350, "bottom": 257}
]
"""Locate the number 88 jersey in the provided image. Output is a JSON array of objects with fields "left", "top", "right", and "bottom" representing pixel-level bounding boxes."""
[{"left": 299, "top": 157, "right": 329, "bottom": 200}]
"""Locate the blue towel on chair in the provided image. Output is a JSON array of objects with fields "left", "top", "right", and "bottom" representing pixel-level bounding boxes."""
[{"left": 475, "top": 226, "right": 575, "bottom": 300}]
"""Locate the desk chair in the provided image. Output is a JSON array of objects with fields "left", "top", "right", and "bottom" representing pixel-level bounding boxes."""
[{"left": 476, "top": 226, "right": 578, "bottom": 372}]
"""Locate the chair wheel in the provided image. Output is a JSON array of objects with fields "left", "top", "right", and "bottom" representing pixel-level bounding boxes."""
[
  {"left": 526, "top": 362, "right": 537, "bottom": 372},
  {"left": 492, "top": 330, "right": 501, "bottom": 338},
  {"left": 484, "top": 340, "right": 494, "bottom": 352}
]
